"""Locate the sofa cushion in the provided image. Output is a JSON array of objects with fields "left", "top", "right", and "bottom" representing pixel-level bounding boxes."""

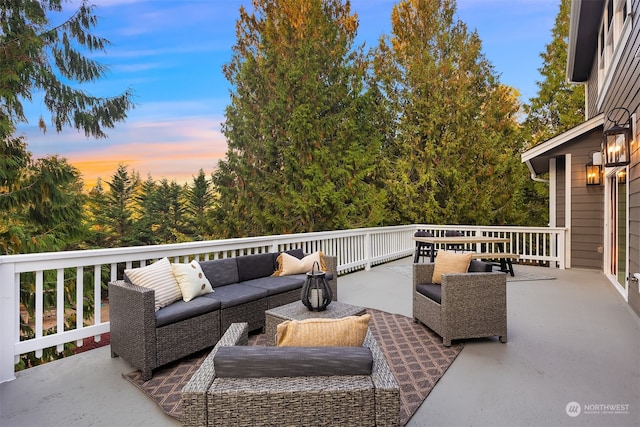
[
  {"left": 213, "top": 346, "right": 373, "bottom": 378},
  {"left": 432, "top": 250, "right": 472, "bottom": 284},
  {"left": 202, "top": 283, "right": 268, "bottom": 309},
  {"left": 241, "top": 275, "right": 306, "bottom": 296},
  {"left": 273, "top": 251, "right": 326, "bottom": 276},
  {"left": 416, "top": 283, "right": 442, "bottom": 304},
  {"left": 199, "top": 258, "right": 240, "bottom": 288},
  {"left": 171, "top": 260, "right": 214, "bottom": 302},
  {"left": 155, "top": 296, "right": 221, "bottom": 328},
  {"left": 468, "top": 259, "right": 493, "bottom": 272},
  {"left": 124, "top": 257, "right": 182, "bottom": 311},
  {"left": 236, "top": 253, "right": 276, "bottom": 282},
  {"left": 277, "top": 314, "right": 370, "bottom": 347}
]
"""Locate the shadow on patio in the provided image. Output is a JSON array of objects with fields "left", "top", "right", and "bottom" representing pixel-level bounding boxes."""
[{"left": 1, "top": 257, "right": 639, "bottom": 426}]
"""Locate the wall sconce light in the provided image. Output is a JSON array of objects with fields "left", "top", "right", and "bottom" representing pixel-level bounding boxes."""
[
  {"left": 618, "top": 170, "right": 627, "bottom": 184},
  {"left": 603, "top": 107, "right": 632, "bottom": 167},
  {"left": 586, "top": 152, "right": 602, "bottom": 186}
]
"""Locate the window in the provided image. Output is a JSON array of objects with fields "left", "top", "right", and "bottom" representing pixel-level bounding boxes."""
[{"left": 597, "top": 0, "right": 633, "bottom": 101}]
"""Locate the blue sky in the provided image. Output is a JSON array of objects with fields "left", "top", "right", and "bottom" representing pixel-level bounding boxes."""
[{"left": 19, "top": 0, "right": 559, "bottom": 188}]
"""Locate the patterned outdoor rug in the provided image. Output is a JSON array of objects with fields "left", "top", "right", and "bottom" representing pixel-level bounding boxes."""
[{"left": 123, "top": 308, "right": 463, "bottom": 426}]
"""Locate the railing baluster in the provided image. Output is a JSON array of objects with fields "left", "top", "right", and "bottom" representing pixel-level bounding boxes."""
[
  {"left": 34, "top": 271, "right": 44, "bottom": 358},
  {"left": 56, "top": 269, "right": 65, "bottom": 353}
]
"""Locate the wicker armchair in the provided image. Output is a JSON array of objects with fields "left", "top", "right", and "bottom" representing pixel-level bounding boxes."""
[
  {"left": 413, "top": 262, "right": 507, "bottom": 346},
  {"left": 182, "top": 323, "right": 400, "bottom": 427}
]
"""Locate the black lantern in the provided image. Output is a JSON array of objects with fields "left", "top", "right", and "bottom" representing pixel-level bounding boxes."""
[
  {"left": 301, "top": 261, "right": 332, "bottom": 311},
  {"left": 603, "top": 108, "right": 632, "bottom": 167},
  {"left": 586, "top": 151, "right": 602, "bottom": 186}
]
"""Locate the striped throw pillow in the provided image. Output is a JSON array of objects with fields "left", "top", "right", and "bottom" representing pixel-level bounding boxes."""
[{"left": 125, "top": 257, "right": 182, "bottom": 311}]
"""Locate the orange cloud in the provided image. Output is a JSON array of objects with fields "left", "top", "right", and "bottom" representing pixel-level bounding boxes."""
[{"left": 64, "top": 117, "right": 229, "bottom": 191}]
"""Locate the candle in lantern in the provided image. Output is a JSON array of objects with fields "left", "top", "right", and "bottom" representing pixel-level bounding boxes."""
[{"left": 310, "top": 289, "right": 323, "bottom": 308}]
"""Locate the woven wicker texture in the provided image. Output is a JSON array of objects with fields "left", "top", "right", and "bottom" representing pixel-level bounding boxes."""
[
  {"left": 413, "top": 262, "right": 507, "bottom": 346},
  {"left": 123, "top": 309, "right": 463, "bottom": 426}
]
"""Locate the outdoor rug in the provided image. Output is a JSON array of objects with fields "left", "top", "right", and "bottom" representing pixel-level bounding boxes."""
[{"left": 123, "top": 308, "right": 463, "bottom": 426}]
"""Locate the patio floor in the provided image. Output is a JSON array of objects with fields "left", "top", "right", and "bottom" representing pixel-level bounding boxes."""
[{"left": 1, "top": 257, "right": 639, "bottom": 426}]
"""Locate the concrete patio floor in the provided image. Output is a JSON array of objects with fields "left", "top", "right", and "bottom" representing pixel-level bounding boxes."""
[{"left": 1, "top": 257, "right": 639, "bottom": 426}]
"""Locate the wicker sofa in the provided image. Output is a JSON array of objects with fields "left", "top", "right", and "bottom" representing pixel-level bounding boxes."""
[
  {"left": 182, "top": 323, "right": 400, "bottom": 427},
  {"left": 109, "top": 250, "right": 338, "bottom": 380},
  {"left": 413, "top": 261, "right": 507, "bottom": 346}
]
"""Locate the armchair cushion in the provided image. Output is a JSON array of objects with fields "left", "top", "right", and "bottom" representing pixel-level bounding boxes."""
[
  {"left": 276, "top": 314, "right": 370, "bottom": 347},
  {"left": 124, "top": 257, "right": 182, "bottom": 311},
  {"left": 213, "top": 346, "right": 373, "bottom": 378},
  {"left": 432, "top": 250, "right": 472, "bottom": 284},
  {"left": 416, "top": 283, "right": 441, "bottom": 304}
]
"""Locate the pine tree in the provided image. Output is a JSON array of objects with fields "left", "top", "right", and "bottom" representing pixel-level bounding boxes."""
[
  {"left": 185, "top": 170, "right": 213, "bottom": 239},
  {"left": 523, "top": 0, "right": 585, "bottom": 147},
  {"left": 212, "top": 0, "right": 386, "bottom": 237},
  {"left": 104, "top": 164, "right": 139, "bottom": 246},
  {"left": 0, "top": 0, "right": 134, "bottom": 139},
  {"left": 373, "top": 0, "right": 524, "bottom": 225}
]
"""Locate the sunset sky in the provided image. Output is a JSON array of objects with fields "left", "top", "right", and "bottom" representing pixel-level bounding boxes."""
[{"left": 17, "top": 0, "right": 558, "bottom": 190}]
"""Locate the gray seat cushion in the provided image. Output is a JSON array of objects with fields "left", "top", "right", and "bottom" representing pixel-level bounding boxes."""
[
  {"left": 416, "top": 283, "right": 441, "bottom": 304},
  {"left": 237, "top": 253, "right": 277, "bottom": 281},
  {"left": 203, "top": 284, "right": 268, "bottom": 309},
  {"left": 199, "top": 258, "right": 240, "bottom": 288},
  {"left": 155, "top": 296, "right": 221, "bottom": 328},
  {"left": 241, "top": 275, "right": 306, "bottom": 295},
  {"left": 213, "top": 346, "right": 373, "bottom": 378}
]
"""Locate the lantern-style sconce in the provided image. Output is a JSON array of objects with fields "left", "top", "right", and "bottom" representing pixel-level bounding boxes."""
[
  {"left": 618, "top": 170, "right": 627, "bottom": 184},
  {"left": 301, "top": 261, "right": 332, "bottom": 311},
  {"left": 586, "top": 152, "right": 603, "bottom": 186},
  {"left": 603, "top": 108, "right": 632, "bottom": 167}
]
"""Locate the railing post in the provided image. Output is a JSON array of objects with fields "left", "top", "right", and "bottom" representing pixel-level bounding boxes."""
[
  {"left": 364, "top": 232, "right": 372, "bottom": 271},
  {"left": 0, "top": 261, "right": 17, "bottom": 383}
]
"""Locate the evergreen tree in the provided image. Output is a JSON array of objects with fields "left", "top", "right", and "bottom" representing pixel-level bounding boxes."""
[
  {"left": 519, "top": 0, "right": 582, "bottom": 226},
  {"left": 185, "top": 170, "right": 213, "bottom": 239},
  {"left": 213, "top": 0, "right": 386, "bottom": 237},
  {"left": 0, "top": 0, "right": 134, "bottom": 139},
  {"left": 84, "top": 178, "right": 110, "bottom": 248},
  {"left": 523, "top": 0, "right": 585, "bottom": 147},
  {"left": 104, "top": 164, "right": 139, "bottom": 246},
  {"left": 1, "top": 0, "right": 134, "bottom": 252},
  {"left": 373, "top": 0, "right": 524, "bottom": 225}
]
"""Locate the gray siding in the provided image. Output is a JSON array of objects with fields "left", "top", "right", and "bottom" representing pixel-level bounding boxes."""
[
  {"left": 551, "top": 129, "right": 604, "bottom": 269},
  {"left": 596, "top": 0, "right": 640, "bottom": 312}
]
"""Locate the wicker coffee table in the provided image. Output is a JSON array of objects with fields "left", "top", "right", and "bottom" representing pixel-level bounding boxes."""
[{"left": 264, "top": 300, "right": 367, "bottom": 345}]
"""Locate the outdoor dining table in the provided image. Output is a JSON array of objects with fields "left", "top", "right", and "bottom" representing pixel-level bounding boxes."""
[{"left": 412, "top": 235, "right": 516, "bottom": 275}]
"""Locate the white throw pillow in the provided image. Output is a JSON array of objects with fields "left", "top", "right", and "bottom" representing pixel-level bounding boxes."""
[
  {"left": 124, "top": 257, "right": 182, "bottom": 311},
  {"left": 171, "top": 260, "right": 214, "bottom": 302}
]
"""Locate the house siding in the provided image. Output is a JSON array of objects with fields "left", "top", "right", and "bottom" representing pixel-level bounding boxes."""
[
  {"left": 629, "top": 109, "right": 640, "bottom": 315},
  {"left": 549, "top": 128, "right": 605, "bottom": 269},
  {"left": 569, "top": 131, "right": 605, "bottom": 269},
  {"left": 595, "top": 0, "right": 640, "bottom": 313}
]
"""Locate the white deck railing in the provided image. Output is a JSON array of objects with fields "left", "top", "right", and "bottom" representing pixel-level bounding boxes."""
[{"left": 0, "top": 224, "right": 566, "bottom": 383}]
